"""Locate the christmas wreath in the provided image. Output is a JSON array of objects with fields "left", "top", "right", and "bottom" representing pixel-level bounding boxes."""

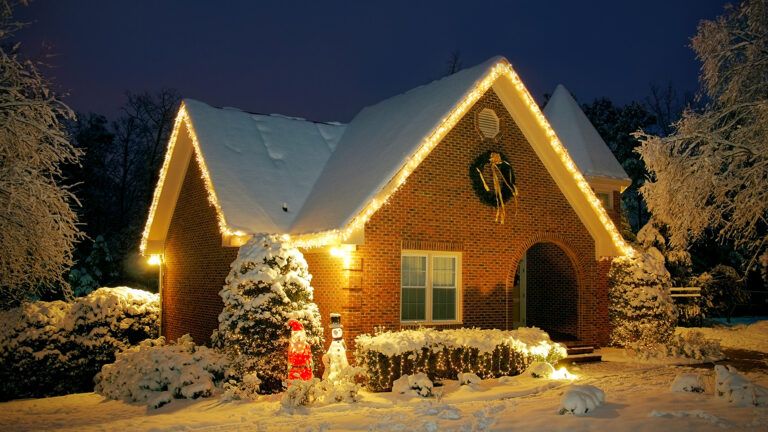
[{"left": 469, "top": 150, "right": 518, "bottom": 223}]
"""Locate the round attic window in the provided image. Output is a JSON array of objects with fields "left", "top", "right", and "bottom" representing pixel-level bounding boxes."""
[{"left": 477, "top": 108, "right": 500, "bottom": 139}]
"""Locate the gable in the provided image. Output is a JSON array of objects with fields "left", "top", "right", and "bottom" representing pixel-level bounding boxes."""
[
  {"left": 141, "top": 100, "right": 345, "bottom": 254},
  {"left": 543, "top": 84, "right": 631, "bottom": 189},
  {"left": 142, "top": 57, "right": 633, "bottom": 260},
  {"left": 365, "top": 88, "right": 595, "bottom": 248}
]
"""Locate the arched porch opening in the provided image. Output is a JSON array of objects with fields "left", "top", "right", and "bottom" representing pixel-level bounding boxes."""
[{"left": 509, "top": 241, "right": 580, "bottom": 341}]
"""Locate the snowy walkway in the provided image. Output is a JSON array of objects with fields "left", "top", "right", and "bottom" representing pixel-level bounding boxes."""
[{"left": 1, "top": 360, "right": 766, "bottom": 431}]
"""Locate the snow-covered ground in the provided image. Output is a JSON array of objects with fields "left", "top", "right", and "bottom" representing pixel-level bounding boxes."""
[
  {"left": 678, "top": 320, "right": 768, "bottom": 353},
  {"left": 2, "top": 321, "right": 767, "bottom": 431},
  {"left": 1, "top": 362, "right": 766, "bottom": 431}
]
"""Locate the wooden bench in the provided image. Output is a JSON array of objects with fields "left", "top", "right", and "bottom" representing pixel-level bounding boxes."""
[{"left": 670, "top": 287, "right": 701, "bottom": 298}]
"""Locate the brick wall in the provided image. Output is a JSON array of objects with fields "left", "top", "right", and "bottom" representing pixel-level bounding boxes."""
[
  {"left": 160, "top": 87, "right": 614, "bottom": 349},
  {"left": 162, "top": 157, "right": 238, "bottom": 345},
  {"left": 348, "top": 88, "right": 610, "bottom": 346}
]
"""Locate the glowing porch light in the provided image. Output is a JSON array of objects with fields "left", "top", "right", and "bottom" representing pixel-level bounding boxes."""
[
  {"left": 147, "top": 254, "right": 163, "bottom": 266},
  {"left": 551, "top": 367, "right": 577, "bottom": 380},
  {"left": 330, "top": 244, "right": 355, "bottom": 267}
]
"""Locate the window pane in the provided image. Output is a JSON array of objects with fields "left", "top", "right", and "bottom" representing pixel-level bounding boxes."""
[
  {"left": 402, "top": 256, "right": 426, "bottom": 287},
  {"left": 432, "top": 257, "right": 455, "bottom": 287},
  {"left": 433, "top": 287, "right": 456, "bottom": 320},
  {"left": 402, "top": 255, "right": 426, "bottom": 320},
  {"left": 433, "top": 256, "right": 457, "bottom": 320},
  {"left": 402, "top": 287, "right": 426, "bottom": 320}
]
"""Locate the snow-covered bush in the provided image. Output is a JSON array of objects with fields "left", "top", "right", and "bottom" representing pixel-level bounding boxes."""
[
  {"left": 526, "top": 361, "right": 556, "bottom": 378},
  {"left": 663, "top": 331, "right": 723, "bottom": 361},
  {"left": 558, "top": 385, "right": 605, "bottom": 416},
  {"left": 692, "top": 265, "right": 749, "bottom": 320},
  {"left": 715, "top": 365, "right": 768, "bottom": 407},
  {"left": 355, "top": 327, "right": 566, "bottom": 392},
  {"left": 457, "top": 372, "right": 482, "bottom": 385},
  {"left": 392, "top": 373, "right": 434, "bottom": 397},
  {"left": 95, "top": 334, "right": 227, "bottom": 409},
  {"left": 0, "top": 287, "right": 158, "bottom": 400},
  {"left": 280, "top": 369, "right": 364, "bottom": 409},
  {"left": 608, "top": 252, "right": 677, "bottom": 350},
  {"left": 671, "top": 373, "right": 707, "bottom": 393},
  {"left": 211, "top": 235, "right": 324, "bottom": 394}
]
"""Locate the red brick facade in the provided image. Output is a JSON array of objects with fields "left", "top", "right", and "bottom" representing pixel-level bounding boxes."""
[
  {"left": 160, "top": 87, "right": 615, "bottom": 348},
  {"left": 162, "top": 158, "right": 238, "bottom": 345}
]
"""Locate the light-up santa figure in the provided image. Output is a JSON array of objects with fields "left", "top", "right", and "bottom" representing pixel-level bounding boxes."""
[
  {"left": 322, "top": 313, "right": 349, "bottom": 381},
  {"left": 287, "top": 319, "right": 313, "bottom": 381}
]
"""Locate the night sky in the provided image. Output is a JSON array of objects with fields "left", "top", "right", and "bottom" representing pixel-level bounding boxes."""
[{"left": 18, "top": 0, "right": 728, "bottom": 123}]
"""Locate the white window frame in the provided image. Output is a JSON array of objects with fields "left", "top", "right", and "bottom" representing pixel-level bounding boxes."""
[{"left": 400, "top": 250, "right": 462, "bottom": 325}]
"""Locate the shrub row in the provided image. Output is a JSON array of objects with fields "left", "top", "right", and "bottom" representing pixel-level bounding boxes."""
[
  {"left": 354, "top": 327, "right": 566, "bottom": 392},
  {"left": 0, "top": 287, "right": 159, "bottom": 400}
]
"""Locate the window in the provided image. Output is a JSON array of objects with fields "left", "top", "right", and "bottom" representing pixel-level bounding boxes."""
[
  {"left": 595, "top": 191, "right": 613, "bottom": 210},
  {"left": 401, "top": 251, "right": 461, "bottom": 323}
]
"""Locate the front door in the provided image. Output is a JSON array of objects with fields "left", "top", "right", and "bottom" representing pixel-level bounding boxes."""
[{"left": 512, "top": 254, "right": 527, "bottom": 328}]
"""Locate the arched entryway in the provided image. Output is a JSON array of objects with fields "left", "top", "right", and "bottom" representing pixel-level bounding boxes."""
[{"left": 509, "top": 242, "right": 580, "bottom": 341}]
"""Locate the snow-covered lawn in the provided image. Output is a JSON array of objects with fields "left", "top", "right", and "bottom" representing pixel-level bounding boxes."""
[
  {"left": 678, "top": 320, "right": 768, "bottom": 353},
  {"left": 2, "top": 320, "right": 768, "bottom": 431},
  {"left": 0, "top": 361, "right": 766, "bottom": 431}
]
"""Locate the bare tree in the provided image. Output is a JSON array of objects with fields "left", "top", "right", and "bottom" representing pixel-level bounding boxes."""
[
  {"left": 0, "top": 0, "right": 83, "bottom": 308},
  {"left": 444, "top": 50, "right": 463, "bottom": 76}
]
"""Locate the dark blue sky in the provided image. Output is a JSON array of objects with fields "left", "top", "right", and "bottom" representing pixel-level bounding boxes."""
[{"left": 18, "top": 0, "right": 727, "bottom": 122}]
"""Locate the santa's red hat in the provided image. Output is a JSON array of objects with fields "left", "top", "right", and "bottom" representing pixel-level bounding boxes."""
[{"left": 288, "top": 319, "right": 304, "bottom": 332}]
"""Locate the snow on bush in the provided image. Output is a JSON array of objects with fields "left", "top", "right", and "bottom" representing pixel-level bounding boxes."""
[
  {"left": 211, "top": 235, "right": 324, "bottom": 394},
  {"left": 95, "top": 335, "right": 227, "bottom": 409},
  {"left": 392, "top": 373, "right": 434, "bottom": 397},
  {"left": 691, "top": 265, "right": 749, "bottom": 320},
  {"left": 0, "top": 287, "right": 158, "bottom": 400},
  {"left": 608, "top": 252, "right": 677, "bottom": 350},
  {"left": 526, "top": 361, "right": 556, "bottom": 378},
  {"left": 671, "top": 373, "right": 707, "bottom": 393},
  {"left": 662, "top": 331, "right": 723, "bottom": 361},
  {"left": 355, "top": 327, "right": 566, "bottom": 392},
  {"left": 280, "top": 368, "right": 365, "bottom": 409},
  {"left": 558, "top": 385, "right": 605, "bottom": 416},
  {"left": 457, "top": 372, "right": 481, "bottom": 385},
  {"left": 714, "top": 365, "right": 768, "bottom": 407}
]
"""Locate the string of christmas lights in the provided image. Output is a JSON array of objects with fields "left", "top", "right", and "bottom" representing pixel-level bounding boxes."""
[{"left": 142, "top": 59, "right": 634, "bottom": 258}]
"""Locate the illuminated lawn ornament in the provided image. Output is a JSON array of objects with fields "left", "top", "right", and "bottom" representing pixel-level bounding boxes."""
[
  {"left": 322, "top": 313, "right": 349, "bottom": 382},
  {"left": 551, "top": 367, "right": 577, "bottom": 380},
  {"left": 287, "top": 319, "right": 314, "bottom": 382}
]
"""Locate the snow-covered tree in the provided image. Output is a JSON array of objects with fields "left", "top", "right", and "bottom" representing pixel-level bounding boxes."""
[
  {"left": 212, "top": 235, "right": 323, "bottom": 394},
  {"left": 636, "top": 219, "right": 693, "bottom": 286},
  {"left": 0, "top": 1, "right": 82, "bottom": 308},
  {"left": 608, "top": 252, "right": 677, "bottom": 350},
  {"left": 635, "top": 0, "right": 768, "bottom": 274}
]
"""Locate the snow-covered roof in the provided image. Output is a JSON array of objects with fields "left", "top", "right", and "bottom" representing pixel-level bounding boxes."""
[
  {"left": 543, "top": 84, "right": 630, "bottom": 184},
  {"left": 184, "top": 99, "right": 345, "bottom": 234},
  {"left": 142, "top": 56, "right": 634, "bottom": 258},
  {"left": 291, "top": 57, "right": 503, "bottom": 234}
]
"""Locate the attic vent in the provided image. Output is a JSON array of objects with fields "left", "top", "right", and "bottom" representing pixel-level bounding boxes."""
[{"left": 477, "top": 108, "right": 500, "bottom": 138}]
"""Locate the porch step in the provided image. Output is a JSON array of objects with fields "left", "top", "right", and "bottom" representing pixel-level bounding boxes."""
[
  {"left": 558, "top": 353, "right": 603, "bottom": 365},
  {"left": 565, "top": 345, "right": 595, "bottom": 356},
  {"left": 557, "top": 344, "right": 602, "bottom": 365}
]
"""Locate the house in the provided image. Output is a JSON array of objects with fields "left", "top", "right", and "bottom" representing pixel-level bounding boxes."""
[{"left": 141, "top": 56, "right": 633, "bottom": 348}]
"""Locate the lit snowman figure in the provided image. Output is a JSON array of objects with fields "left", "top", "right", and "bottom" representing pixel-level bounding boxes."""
[{"left": 322, "top": 313, "right": 349, "bottom": 381}]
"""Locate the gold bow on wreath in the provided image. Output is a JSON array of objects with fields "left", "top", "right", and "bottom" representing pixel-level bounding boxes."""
[{"left": 476, "top": 152, "right": 518, "bottom": 224}]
